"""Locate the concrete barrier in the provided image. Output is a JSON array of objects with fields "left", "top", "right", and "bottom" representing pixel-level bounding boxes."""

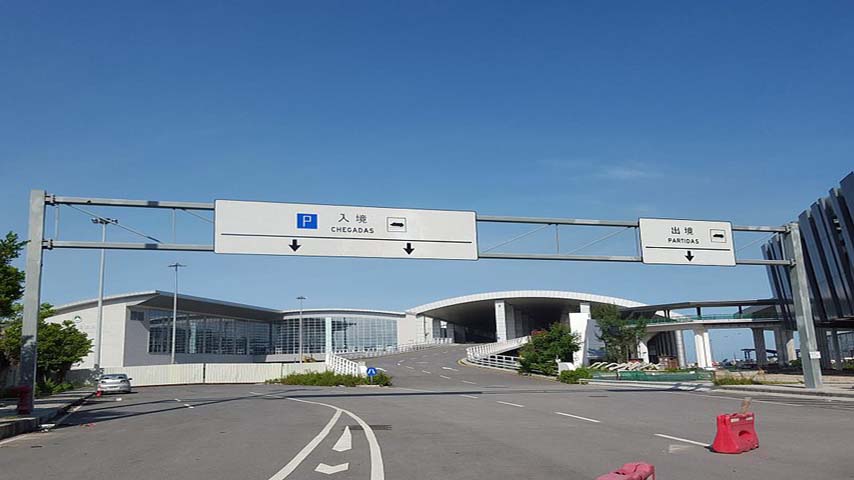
[{"left": 69, "top": 362, "right": 329, "bottom": 387}]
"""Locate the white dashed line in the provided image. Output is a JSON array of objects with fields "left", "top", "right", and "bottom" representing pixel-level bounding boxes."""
[
  {"left": 460, "top": 395, "right": 479, "bottom": 399},
  {"left": 184, "top": 403, "right": 194, "bottom": 409},
  {"left": 653, "top": 433, "right": 709, "bottom": 447},
  {"left": 421, "top": 370, "right": 432, "bottom": 374},
  {"left": 441, "top": 367, "right": 459, "bottom": 371},
  {"left": 439, "top": 375, "right": 451, "bottom": 379},
  {"left": 554, "top": 412, "right": 600, "bottom": 423},
  {"left": 461, "top": 380, "right": 477, "bottom": 385},
  {"left": 174, "top": 398, "right": 181, "bottom": 402},
  {"left": 405, "top": 366, "right": 415, "bottom": 370},
  {"left": 497, "top": 401, "right": 524, "bottom": 408}
]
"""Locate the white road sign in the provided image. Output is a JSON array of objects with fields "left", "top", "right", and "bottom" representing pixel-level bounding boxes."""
[
  {"left": 639, "top": 218, "right": 736, "bottom": 266},
  {"left": 214, "top": 200, "right": 478, "bottom": 260}
]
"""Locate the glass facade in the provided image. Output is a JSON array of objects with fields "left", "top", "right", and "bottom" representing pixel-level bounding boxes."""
[{"left": 137, "top": 308, "right": 398, "bottom": 356}]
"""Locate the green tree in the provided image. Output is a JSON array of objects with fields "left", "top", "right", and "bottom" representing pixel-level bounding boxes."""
[
  {"left": 593, "top": 303, "right": 647, "bottom": 363},
  {"left": 518, "top": 322, "right": 580, "bottom": 376},
  {"left": 0, "top": 303, "right": 92, "bottom": 385},
  {"left": 0, "top": 232, "right": 27, "bottom": 319}
]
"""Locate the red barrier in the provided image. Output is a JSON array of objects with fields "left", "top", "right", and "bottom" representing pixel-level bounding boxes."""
[
  {"left": 711, "top": 412, "right": 759, "bottom": 454},
  {"left": 12, "top": 385, "right": 32, "bottom": 415},
  {"left": 95, "top": 390, "right": 102, "bottom": 398},
  {"left": 596, "top": 462, "right": 655, "bottom": 480}
]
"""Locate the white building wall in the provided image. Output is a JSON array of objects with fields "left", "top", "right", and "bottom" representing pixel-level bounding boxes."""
[
  {"left": 398, "top": 313, "right": 420, "bottom": 346},
  {"left": 46, "top": 301, "right": 129, "bottom": 368}
]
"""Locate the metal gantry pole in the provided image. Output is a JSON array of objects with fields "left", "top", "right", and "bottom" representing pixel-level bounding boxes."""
[
  {"left": 18, "top": 190, "right": 46, "bottom": 413},
  {"left": 297, "top": 296, "right": 306, "bottom": 363},
  {"left": 169, "top": 262, "right": 186, "bottom": 364},
  {"left": 92, "top": 218, "right": 115, "bottom": 370},
  {"left": 784, "top": 222, "right": 823, "bottom": 389}
]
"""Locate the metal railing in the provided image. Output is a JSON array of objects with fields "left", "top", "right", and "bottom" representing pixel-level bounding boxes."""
[
  {"left": 335, "top": 338, "right": 452, "bottom": 360},
  {"left": 326, "top": 352, "right": 365, "bottom": 377},
  {"left": 468, "top": 354, "right": 521, "bottom": 371},
  {"left": 626, "top": 312, "right": 784, "bottom": 325},
  {"left": 466, "top": 336, "right": 530, "bottom": 360}
]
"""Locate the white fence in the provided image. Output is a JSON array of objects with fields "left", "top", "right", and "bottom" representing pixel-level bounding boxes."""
[
  {"left": 68, "top": 362, "right": 329, "bottom": 387},
  {"left": 326, "top": 352, "right": 365, "bottom": 376},
  {"left": 337, "top": 338, "right": 452, "bottom": 360},
  {"left": 466, "top": 336, "right": 529, "bottom": 360},
  {"left": 468, "top": 354, "right": 521, "bottom": 371}
]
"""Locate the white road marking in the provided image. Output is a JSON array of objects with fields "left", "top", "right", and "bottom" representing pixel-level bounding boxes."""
[
  {"left": 554, "top": 412, "right": 601, "bottom": 423},
  {"left": 460, "top": 395, "right": 479, "bottom": 399},
  {"left": 497, "top": 401, "right": 524, "bottom": 408},
  {"left": 654, "top": 433, "right": 709, "bottom": 447},
  {"left": 174, "top": 398, "right": 181, "bottom": 402},
  {"left": 461, "top": 380, "right": 477, "bottom": 385},
  {"left": 441, "top": 367, "right": 459, "bottom": 371},
  {"left": 421, "top": 370, "right": 432, "bottom": 374},
  {"left": 751, "top": 399, "right": 802, "bottom": 407},
  {"left": 439, "top": 375, "right": 451, "bottom": 379},
  {"left": 377, "top": 368, "right": 387, "bottom": 372},
  {"left": 333, "top": 426, "right": 352, "bottom": 452},
  {"left": 267, "top": 408, "right": 343, "bottom": 480},
  {"left": 316, "top": 463, "right": 349, "bottom": 475},
  {"left": 678, "top": 391, "right": 802, "bottom": 407},
  {"left": 288, "top": 397, "right": 385, "bottom": 480},
  {"left": 184, "top": 403, "right": 194, "bottom": 409},
  {"left": 405, "top": 366, "right": 415, "bottom": 370}
]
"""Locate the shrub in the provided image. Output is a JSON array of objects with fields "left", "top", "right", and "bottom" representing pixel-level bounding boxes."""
[
  {"left": 267, "top": 370, "right": 392, "bottom": 387},
  {"left": 518, "top": 323, "right": 580, "bottom": 376},
  {"left": 713, "top": 375, "right": 758, "bottom": 386},
  {"left": 559, "top": 367, "right": 593, "bottom": 384},
  {"left": 36, "top": 378, "right": 75, "bottom": 397}
]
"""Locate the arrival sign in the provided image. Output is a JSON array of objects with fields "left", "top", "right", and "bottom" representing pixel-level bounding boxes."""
[
  {"left": 214, "top": 200, "right": 478, "bottom": 260},
  {"left": 639, "top": 218, "right": 736, "bottom": 266}
]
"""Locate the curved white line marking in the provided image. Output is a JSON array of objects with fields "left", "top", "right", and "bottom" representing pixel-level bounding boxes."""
[
  {"left": 267, "top": 408, "right": 342, "bottom": 480},
  {"left": 289, "top": 397, "right": 385, "bottom": 480}
]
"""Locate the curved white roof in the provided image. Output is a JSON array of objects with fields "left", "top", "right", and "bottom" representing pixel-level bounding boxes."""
[{"left": 407, "top": 290, "right": 646, "bottom": 315}]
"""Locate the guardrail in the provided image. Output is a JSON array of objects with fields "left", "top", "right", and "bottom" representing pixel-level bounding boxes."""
[
  {"left": 326, "top": 352, "right": 365, "bottom": 376},
  {"left": 626, "top": 313, "right": 784, "bottom": 325},
  {"left": 466, "top": 336, "right": 530, "bottom": 360},
  {"left": 467, "top": 354, "right": 521, "bottom": 370},
  {"left": 336, "top": 338, "right": 452, "bottom": 360}
]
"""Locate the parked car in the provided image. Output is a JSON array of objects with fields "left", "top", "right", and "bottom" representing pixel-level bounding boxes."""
[{"left": 97, "top": 373, "right": 132, "bottom": 394}]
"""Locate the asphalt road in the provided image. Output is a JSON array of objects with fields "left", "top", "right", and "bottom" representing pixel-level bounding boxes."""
[{"left": 2, "top": 345, "right": 853, "bottom": 480}]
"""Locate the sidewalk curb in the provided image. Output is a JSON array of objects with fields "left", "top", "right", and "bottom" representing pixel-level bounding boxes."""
[
  {"left": 715, "top": 384, "right": 854, "bottom": 399},
  {"left": 0, "top": 390, "right": 94, "bottom": 441},
  {"left": 585, "top": 379, "right": 711, "bottom": 390}
]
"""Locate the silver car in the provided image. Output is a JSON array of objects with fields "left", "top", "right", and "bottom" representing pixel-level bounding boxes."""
[{"left": 97, "top": 373, "right": 132, "bottom": 394}]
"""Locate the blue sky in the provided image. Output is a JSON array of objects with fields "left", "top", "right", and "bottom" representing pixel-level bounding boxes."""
[{"left": 2, "top": 2, "right": 853, "bottom": 360}]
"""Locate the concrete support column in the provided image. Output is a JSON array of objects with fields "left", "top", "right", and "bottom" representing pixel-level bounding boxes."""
[
  {"left": 675, "top": 330, "right": 687, "bottom": 368},
  {"left": 816, "top": 328, "right": 832, "bottom": 370},
  {"left": 774, "top": 328, "right": 789, "bottom": 366},
  {"left": 324, "top": 317, "right": 333, "bottom": 355},
  {"left": 831, "top": 329, "right": 843, "bottom": 370},
  {"left": 752, "top": 328, "right": 768, "bottom": 367},
  {"left": 494, "top": 301, "right": 507, "bottom": 342},
  {"left": 637, "top": 334, "right": 652, "bottom": 363},
  {"left": 569, "top": 303, "right": 592, "bottom": 366},
  {"left": 693, "top": 329, "right": 711, "bottom": 368}
]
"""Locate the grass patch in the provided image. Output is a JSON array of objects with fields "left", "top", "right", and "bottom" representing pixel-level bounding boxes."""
[
  {"left": 558, "top": 367, "right": 593, "bottom": 384},
  {"left": 267, "top": 370, "right": 392, "bottom": 387},
  {"left": 713, "top": 374, "right": 758, "bottom": 386}
]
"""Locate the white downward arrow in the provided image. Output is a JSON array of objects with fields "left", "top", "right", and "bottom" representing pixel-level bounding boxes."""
[
  {"left": 315, "top": 463, "right": 349, "bottom": 475},
  {"left": 332, "top": 426, "right": 352, "bottom": 452}
]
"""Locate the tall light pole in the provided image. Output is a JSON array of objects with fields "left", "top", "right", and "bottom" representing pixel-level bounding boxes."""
[
  {"left": 297, "top": 296, "right": 306, "bottom": 363},
  {"left": 92, "top": 217, "right": 117, "bottom": 370},
  {"left": 168, "top": 262, "right": 187, "bottom": 364}
]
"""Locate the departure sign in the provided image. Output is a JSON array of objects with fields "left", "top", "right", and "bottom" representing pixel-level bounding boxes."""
[
  {"left": 214, "top": 200, "right": 478, "bottom": 260},
  {"left": 639, "top": 218, "right": 736, "bottom": 266}
]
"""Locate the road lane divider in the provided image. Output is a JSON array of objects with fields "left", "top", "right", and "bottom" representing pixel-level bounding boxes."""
[
  {"left": 268, "top": 408, "right": 343, "bottom": 480},
  {"left": 460, "top": 395, "right": 479, "bottom": 399},
  {"left": 439, "top": 375, "right": 451, "bottom": 379},
  {"left": 441, "top": 367, "right": 459, "bottom": 371},
  {"left": 554, "top": 412, "right": 601, "bottom": 423},
  {"left": 461, "top": 380, "right": 477, "bottom": 385},
  {"left": 497, "top": 401, "right": 524, "bottom": 408},
  {"left": 653, "top": 433, "right": 709, "bottom": 447},
  {"left": 421, "top": 370, "right": 432, "bottom": 374}
]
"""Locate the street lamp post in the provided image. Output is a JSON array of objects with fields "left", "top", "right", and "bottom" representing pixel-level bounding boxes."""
[
  {"left": 297, "top": 296, "right": 306, "bottom": 363},
  {"left": 168, "top": 262, "right": 187, "bottom": 364},
  {"left": 92, "top": 217, "right": 117, "bottom": 370}
]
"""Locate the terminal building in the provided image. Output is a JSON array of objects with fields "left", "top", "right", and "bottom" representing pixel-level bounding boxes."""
[{"left": 48, "top": 290, "right": 658, "bottom": 368}]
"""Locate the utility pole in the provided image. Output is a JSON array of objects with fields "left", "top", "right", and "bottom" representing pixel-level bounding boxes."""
[
  {"left": 168, "top": 262, "right": 187, "bottom": 364},
  {"left": 92, "top": 217, "right": 117, "bottom": 370},
  {"left": 297, "top": 296, "right": 306, "bottom": 363}
]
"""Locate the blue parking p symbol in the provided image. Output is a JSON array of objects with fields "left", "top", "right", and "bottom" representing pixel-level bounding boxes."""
[{"left": 297, "top": 213, "right": 318, "bottom": 229}]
